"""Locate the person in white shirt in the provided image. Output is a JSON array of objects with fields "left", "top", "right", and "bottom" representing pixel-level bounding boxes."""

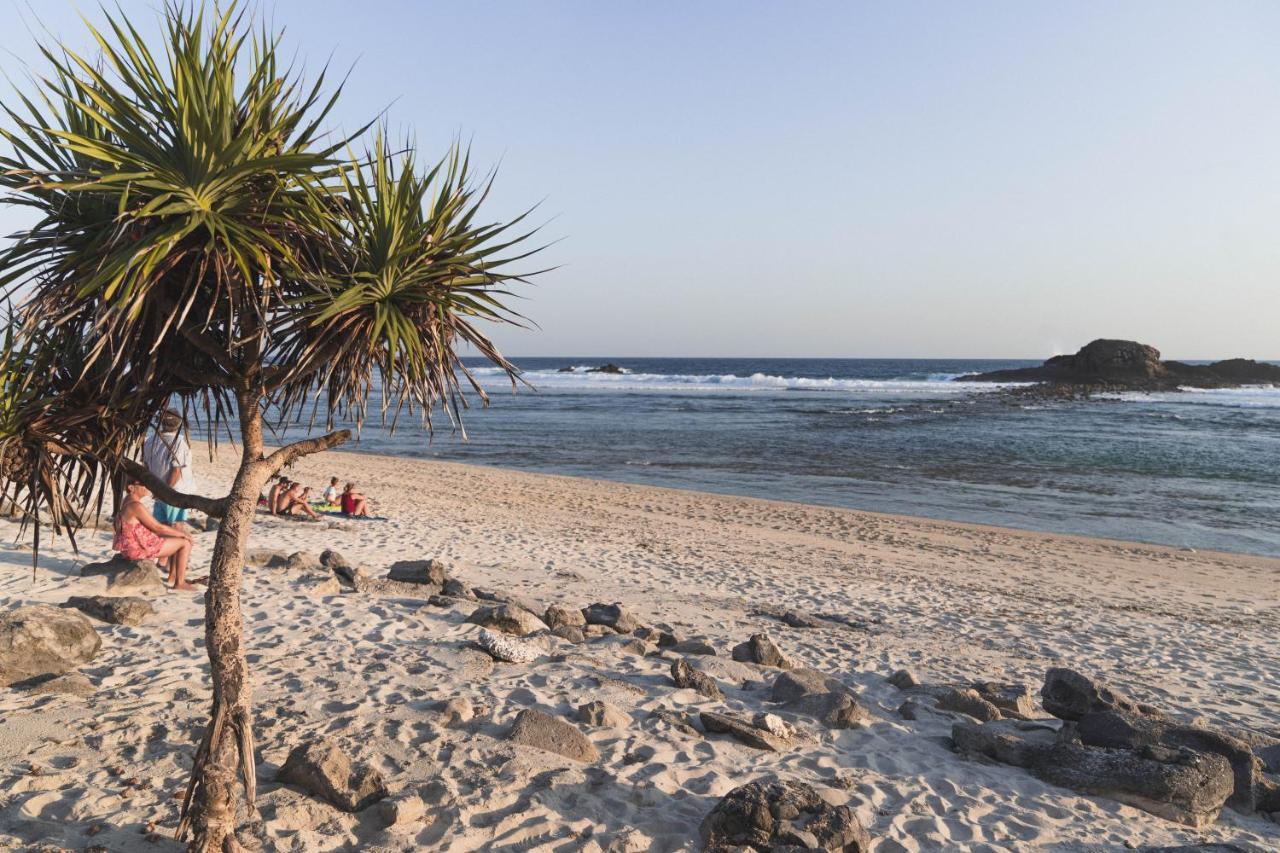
[{"left": 142, "top": 409, "right": 194, "bottom": 526}]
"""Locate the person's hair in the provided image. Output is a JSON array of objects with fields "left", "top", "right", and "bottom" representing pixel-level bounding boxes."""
[
  {"left": 330, "top": 477, "right": 339, "bottom": 485},
  {"left": 344, "top": 482, "right": 354, "bottom": 490},
  {"left": 158, "top": 408, "right": 183, "bottom": 432}
]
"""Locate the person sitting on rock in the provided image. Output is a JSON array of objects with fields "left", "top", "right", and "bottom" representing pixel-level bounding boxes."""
[
  {"left": 341, "top": 482, "right": 371, "bottom": 517},
  {"left": 113, "top": 479, "right": 199, "bottom": 590}
]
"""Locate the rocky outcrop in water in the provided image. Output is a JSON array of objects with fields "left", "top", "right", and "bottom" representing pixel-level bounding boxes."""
[{"left": 957, "top": 339, "right": 1280, "bottom": 391}]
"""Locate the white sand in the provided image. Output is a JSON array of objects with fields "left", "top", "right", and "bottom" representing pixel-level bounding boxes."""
[{"left": 1, "top": 444, "right": 1278, "bottom": 851}]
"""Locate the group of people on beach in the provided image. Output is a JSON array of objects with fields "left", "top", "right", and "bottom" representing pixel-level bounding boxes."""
[
  {"left": 109, "top": 408, "right": 376, "bottom": 591},
  {"left": 264, "top": 475, "right": 372, "bottom": 519}
]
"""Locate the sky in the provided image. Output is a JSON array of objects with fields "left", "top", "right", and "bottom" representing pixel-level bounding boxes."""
[{"left": 1, "top": 1, "right": 1277, "bottom": 360}]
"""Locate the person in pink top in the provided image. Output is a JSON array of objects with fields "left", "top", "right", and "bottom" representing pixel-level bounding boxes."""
[{"left": 112, "top": 479, "right": 199, "bottom": 590}]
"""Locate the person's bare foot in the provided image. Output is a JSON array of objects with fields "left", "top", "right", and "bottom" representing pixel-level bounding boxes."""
[{"left": 172, "top": 581, "right": 199, "bottom": 591}]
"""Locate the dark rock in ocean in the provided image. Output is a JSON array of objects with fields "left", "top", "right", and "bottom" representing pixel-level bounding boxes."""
[
  {"left": 584, "top": 363, "right": 625, "bottom": 374},
  {"left": 700, "top": 779, "right": 871, "bottom": 851},
  {"left": 957, "top": 338, "right": 1280, "bottom": 391}
]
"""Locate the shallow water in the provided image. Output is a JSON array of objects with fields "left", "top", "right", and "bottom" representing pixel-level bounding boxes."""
[{"left": 261, "top": 357, "right": 1280, "bottom": 557}]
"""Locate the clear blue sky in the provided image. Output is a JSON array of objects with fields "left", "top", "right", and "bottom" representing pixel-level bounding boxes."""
[{"left": 3, "top": 1, "right": 1278, "bottom": 359}]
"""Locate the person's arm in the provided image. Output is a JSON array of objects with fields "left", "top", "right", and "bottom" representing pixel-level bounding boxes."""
[{"left": 167, "top": 464, "right": 182, "bottom": 487}]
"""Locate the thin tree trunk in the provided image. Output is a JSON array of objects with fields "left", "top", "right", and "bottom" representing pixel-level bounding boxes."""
[
  {"left": 177, "top": 390, "right": 349, "bottom": 851},
  {"left": 181, "top": 393, "right": 269, "bottom": 853}
]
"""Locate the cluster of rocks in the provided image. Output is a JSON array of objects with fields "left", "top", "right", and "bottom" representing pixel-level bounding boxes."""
[
  {"left": 929, "top": 667, "right": 1280, "bottom": 827},
  {"left": 958, "top": 338, "right": 1280, "bottom": 392}
]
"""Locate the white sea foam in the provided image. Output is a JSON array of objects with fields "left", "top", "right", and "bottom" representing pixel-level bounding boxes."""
[
  {"left": 1104, "top": 385, "right": 1280, "bottom": 409},
  {"left": 466, "top": 366, "right": 1017, "bottom": 395}
]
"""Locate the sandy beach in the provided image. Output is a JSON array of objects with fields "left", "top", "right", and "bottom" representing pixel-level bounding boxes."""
[{"left": 1, "top": 444, "right": 1278, "bottom": 852}]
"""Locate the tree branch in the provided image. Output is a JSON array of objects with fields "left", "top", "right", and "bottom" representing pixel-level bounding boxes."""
[
  {"left": 263, "top": 429, "right": 352, "bottom": 473},
  {"left": 120, "top": 459, "right": 230, "bottom": 517}
]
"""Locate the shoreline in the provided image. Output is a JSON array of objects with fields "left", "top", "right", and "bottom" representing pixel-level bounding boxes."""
[
  {"left": 240, "top": 440, "right": 1280, "bottom": 566},
  {"left": 1, "top": 442, "right": 1277, "bottom": 849}
]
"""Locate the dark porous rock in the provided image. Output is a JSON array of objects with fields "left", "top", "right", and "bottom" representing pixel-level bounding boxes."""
[
  {"left": 634, "top": 625, "right": 681, "bottom": 647},
  {"left": 771, "top": 668, "right": 851, "bottom": 704},
  {"left": 699, "top": 779, "right": 872, "bottom": 852},
  {"left": 386, "top": 558, "right": 449, "bottom": 587},
  {"left": 936, "top": 688, "right": 1002, "bottom": 722},
  {"left": 970, "top": 682, "right": 1037, "bottom": 720},
  {"left": 1042, "top": 667, "right": 1163, "bottom": 722},
  {"left": 953, "top": 719, "right": 1234, "bottom": 827},
  {"left": 319, "top": 549, "right": 350, "bottom": 570},
  {"left": 1075, "top": 709, "right": 1266, "bottom": 812},
  {"left": 582, "top": 602, "right": 639, "bottom": 634},
  {"left": 552, "top": 625, "right": 586, "bottom": 644},
  {"left": 888, "top": 669, "right": 920, "bottom": 690},
  {"left": 544, "top": 604, "right": 587, "bottom": 631},
  {"left": 670, "top": 637, "right": 717, "bottom": 656},
  {"left": 700, "top": 712, "right": 790, "bottom": 752},
  {"left": 507, "top": 708, "right": 599, "bottom": 763},
  {"left": 466, "top": 604, "right": 548, "bottom": 637},
  {"left": 0, "top": 605, "right": 102, "bottom": 687},
  {"left": 276, "top": 738, "right": 388, "bottom": 812},
  {"left": 731, "top": 633, "right": 795, "bottom": 669},
  {"left": 784, "top": 692, "right": 870, "bottom": 729},
  {"left": 63, "top": 595, "right": 154, "bottom": 627},
  {"left": 578, "top": 699, "right": 629, "bottom": 729},
  {"left": 952, "top": 719, "right": 1059, "bottom": 768},
  {"left": 427, "top": 594, "right": 463, "bottom": 608},
  {"left": 441, "top": 578, "right": 476, "bottom": 601},
  {"left": 585, "top": 363, "right": 625, "bottom": 374},
  {"left": 1036, "top": 741, "right": 1233, "bottom": 827},
  {"left": 671, "top": 658, "right": 724, "bottom": 700}
]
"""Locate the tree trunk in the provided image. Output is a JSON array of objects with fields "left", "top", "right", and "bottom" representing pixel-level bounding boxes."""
[
  {"left": 183, "top": 461, "right": 268, "bottom": 852},
  {"left": 176, "top": 389, "right": 348, "bottom": 851},
  {"left": 180, "top": 389, "right": 270, "bottom": 853}
]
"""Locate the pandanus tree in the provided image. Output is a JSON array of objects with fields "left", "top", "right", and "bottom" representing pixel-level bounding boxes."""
[{"left": 0, "top": 4, "right": 540, "bottom": 849}]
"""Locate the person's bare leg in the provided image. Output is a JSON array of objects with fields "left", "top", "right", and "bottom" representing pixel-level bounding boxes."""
[
  {"left": 157, "top": 538, "right": 196, "bottom": 590},
  {"left": 354, "top": 497, "right": 369, "bottom": 517}
]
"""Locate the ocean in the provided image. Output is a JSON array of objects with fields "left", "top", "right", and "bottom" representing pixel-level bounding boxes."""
[{"left": 270, "top": 357, "right": 1280, "bottom": 558}]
